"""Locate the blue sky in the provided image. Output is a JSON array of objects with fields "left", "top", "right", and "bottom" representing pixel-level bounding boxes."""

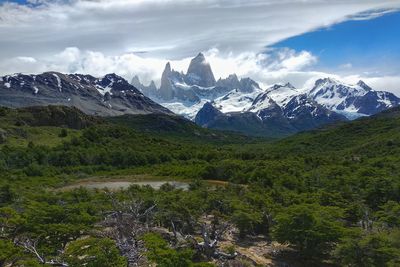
[
  {"left": 1, "top": 0, "right": 29, "bottom": 3},
  {"left": 272, "top": 11, "right": 400, "bottom": 76}
]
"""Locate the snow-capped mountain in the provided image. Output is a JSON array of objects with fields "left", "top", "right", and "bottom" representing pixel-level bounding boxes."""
[
  {"left": 213, "top": 88, "right": 263, "bottom": 113},
  {"left": 0, "top": 72, "right": 171, "bottom": 116},
  {"left": 265, "top": 83, "right": 300, "bottom": 107},
  {"left": 133, "top": 53, "right": 400, "bottom": 136},
  {"left": 194, "top": 102, "right": 295, "bottom": 137},
  {"left": 138, "top": 53, "right": 262, "bottom": 119},
  {"left": 195, "top": 83, "right": 347, "bottom": 137},
  {"left": 283, "top": 94, "right": 347, "bottom": 131},
  {"left": 309, "top": 78, "right": 400, "bottom": 118}
]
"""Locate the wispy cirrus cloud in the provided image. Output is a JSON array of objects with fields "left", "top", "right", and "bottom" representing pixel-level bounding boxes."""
[{"left": 0, "top": 0, "right": 399, "bottom": 59}]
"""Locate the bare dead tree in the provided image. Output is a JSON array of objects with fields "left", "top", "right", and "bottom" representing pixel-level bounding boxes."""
[
  {"left": 358, "top": 209, "right": 373, "bottom": 231},
  {"left": 101, "top": 193, "right": 157, "bottom": 267},
  {"left": 14, "top": 237, "right": 69, "bottom": 267},
  {"left": 184, "top": 222, "right": 237, "bottom": 260}
]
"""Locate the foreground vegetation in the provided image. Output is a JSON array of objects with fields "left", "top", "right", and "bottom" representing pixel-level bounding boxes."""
[{"left": 1, "top": 106, "right": 400, "bottom": 266}]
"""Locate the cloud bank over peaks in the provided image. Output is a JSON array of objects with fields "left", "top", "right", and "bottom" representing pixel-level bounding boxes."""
[
  {"left": 1, "top": 46, "right": 398, "bottom": 95},
  {"left": 0, "top": 47, "right": 317, "bottom": 84}
]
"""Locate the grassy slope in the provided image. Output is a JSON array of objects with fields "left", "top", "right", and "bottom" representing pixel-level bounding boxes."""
[
  {"left": 271, "top": 106, "right": 400, "bottom": 155},
  {"left": 0, "top": 106, "right": 99, "bottom": 147},
  {"left": 106, "top": 113, "right": 267, "bottom": 144}
]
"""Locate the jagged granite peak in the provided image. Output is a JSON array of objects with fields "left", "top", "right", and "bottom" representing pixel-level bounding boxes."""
[
  {"left": 165, "top": 62, "right": 172, "bottom": 73},
  {"left": 215, "top": 75, "right": 260, "bottom": 93},
  {"left": 239, "top": 78, "right": 261, "bottom": 93},
  {"left": 216, "top": 74, "right": 241, "bottom": 89},
  {"left": 186, "top": 52, "right": 216, "bottom": 87},
  {"left": 131, "top": 75, "right": 158, "bottom": 98},
  {"left": 149, "top": 80, "right": 157, "bottom": 90},
  {"left": 0, "top": 72, "right": 171, "bottom": 116},
  {"left": 131, "top": 75, "right": 142, "bottom": 88},
  {"left": 148, "top": 53, "right": 260, "bottom": 107},
  {"left": 159, "top": 62, "right": 177, "bottom": 100}
]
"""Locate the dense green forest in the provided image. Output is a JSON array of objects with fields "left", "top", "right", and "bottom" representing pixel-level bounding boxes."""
[{"left": 1, "top": 105, "right": 400, "bottom": 266}]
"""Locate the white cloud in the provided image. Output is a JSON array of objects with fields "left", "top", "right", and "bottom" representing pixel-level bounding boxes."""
[
  {"left": 273, "top": 49, "right": 317, "bottom": 71},
  {"left": 0, "top": 46, "right": 317, "bottom": 83},
  {"left": 0, "top": 0, "right": 399, "bottom": 61},
  {"left": 1, "top": 46, "right": 398, "bottom": 97}
]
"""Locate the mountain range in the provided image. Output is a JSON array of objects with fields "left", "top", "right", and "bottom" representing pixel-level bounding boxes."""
[
  {"left": 134, "top": 53, "right": 400, "bottom": 137},
  {"left": 0, "top": 53, "right": 399, "bottom": 137},
  {"left": 0, "top": 72, "right": 170, "bottom": 116}
]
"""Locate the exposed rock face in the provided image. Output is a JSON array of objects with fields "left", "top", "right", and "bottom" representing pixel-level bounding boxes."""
[
  {"left": 131, "top": 75, "right": 142, "bottom": 89},
  {"left": 354, "top": 91, "right": 400, "bottom": 115},
  {"left": 283, "top": 94, "right": 347, "bottom": 131},
  {"left": 159, "top": 62, "right": 177, "bottom": 101},
  {"left": 216, "top": 74, "right": 241, "bottom": 90},
  {"left": 185, "top": 53, "right": 216, "bottom": 87},
  {"left": 194, "top": 102, "right": 223, "bottom": 127},
  {"left": 239, "top": 78, "right": 261, "bottom": 93},
  {"left": 131, "top": 75, "right": 158, "bottom": 98},
  {"left": 0, "top": 72, "right": 172, "bottom": 116}
]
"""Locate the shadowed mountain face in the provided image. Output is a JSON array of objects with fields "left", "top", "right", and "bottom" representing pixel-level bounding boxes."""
[
  {"left": 185, "top": 52, "right": 216, "bottom": 87},
  {"left": 0, "top": 72, "right": 172, "bottom": 116}
]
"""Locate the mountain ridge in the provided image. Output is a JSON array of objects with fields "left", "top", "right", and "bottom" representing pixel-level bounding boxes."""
[{"left": 0, "top": 72, "right": 172, "bottom": 116}]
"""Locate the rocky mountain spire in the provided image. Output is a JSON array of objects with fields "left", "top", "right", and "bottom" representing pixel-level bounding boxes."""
[
  {"left": 186, "top": 53, "right": 216, "bottom": 87},
  {"left": 159, "top": 62, "right": 175, "bottom": 100},
  {"left": 131, "top": 75, "right": 142, "bottom": 89}
]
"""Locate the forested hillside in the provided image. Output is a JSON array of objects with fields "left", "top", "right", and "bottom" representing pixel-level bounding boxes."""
[{"left": 1, "top": 106, "right": 399, "bottom": 266}]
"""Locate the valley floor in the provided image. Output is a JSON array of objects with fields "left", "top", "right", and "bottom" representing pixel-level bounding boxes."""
[{"left": 1, "top": 106, "right": 400, "bottom": 266}]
